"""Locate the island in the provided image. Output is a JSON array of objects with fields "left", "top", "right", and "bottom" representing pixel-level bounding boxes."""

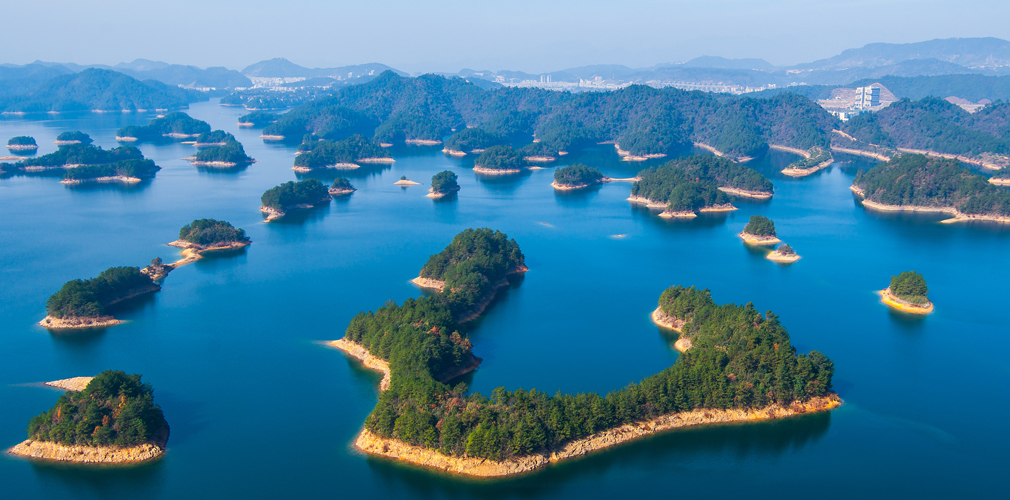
[
  {"left": 443, "top": 128, "right": 498, "bottom": 156},
  {"left": 335, "top": 251, "right": 838, "bottom": 477},
  {"left": 260, "top": 179, "right": 332, "bottom": 221},
  {"left": 780, "top": 146, "right": 834, "bottom": 178},
  {"left": 766, "top": 243, "right": 800, "bottom": 263},
  {"left": 158, "top": 219, "right": 252, "bottom": 274},
  {"left": 329, "top": 177, "right": 356, "bottom": 196},
  {"left": 8, "top": 370, "right": 169, "bottom": 464},
  {"left": 851, "top": 154, "right": 1010, "bottom": 224},
  {"left": 879, "top": 271, "right": 933, "bottom": 314},
  {"left": 292, "top": 134, "right": 392, "bottom": 172},
  {"left": 552, "top": 164, "right": 605, "bottom": 190},
  {"left": 62, "top": 158, "right": 160, "bottom": 185},
  {"left": 39, "top": 266, "right": 161, "bottom": 329},
  {"left": 394, "top": 175, "right": 421, "bottom": 186},
  {"left": 427, "top": 170, "right": 460, "bottom": 199},
  {"left": 116, "top": 112, "right": 211, "bottom": 142},
  {"left": 520, "top": 142, "right": 559, "bottom": 163},
  {"left": 189, "top": 135, "right": 254, "bottom": 168},
  {"left": 54, "top": 131, "right": 93, "bottom": 146},
  {"left": 237, "top": 111, "right": 279, "bottom": 128},
  {"left": 7, "top": 136, "right": 38, "bottom": 152},
  {"left": 473, "top": 145, "right": 528, "bottom": 175},
  {"left": 738, "top": 215, "right": 781, "bottom": 245},
  {"left": 192, "top": 130, "right": 232, "bottom": 147},
  {"left": 6, "top": 143, "right": 159, "bottom": 184},
  {"left": 629, "top": 156, "right": 773, "bottom": 218}
]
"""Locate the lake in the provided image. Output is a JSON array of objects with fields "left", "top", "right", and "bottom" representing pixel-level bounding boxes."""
[{"left": 1, "top": 100, "right": 1007, "bottom": 499}]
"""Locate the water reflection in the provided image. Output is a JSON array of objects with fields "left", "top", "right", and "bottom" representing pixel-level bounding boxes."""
[{"left": 28, "top": 456, "right": 166, "bottom": 500}]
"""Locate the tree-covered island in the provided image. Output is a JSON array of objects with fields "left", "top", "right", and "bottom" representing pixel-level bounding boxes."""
[
  {"left": 738, "top": 215, "right": 781, "bottom": 245},
  {"left": 7, "top": 136, "right": 38, "bottom": 151},
  {"left": 54, "top": 131, "right": 93, "bottom": 146},
  {"left": 630, "top": 156, "right": 773, "bottom": 218},
  {"left": 260, "top": 179, "right": 331, "bottom": 221},
  {"left": 473, "top": 145, "right": 527, "bottom": 175},
  {"left": 880, "top": 271, "right": 933, "bottom": 314},
  {"left": 152, "top": 219, "right": 253, "bottom": 274},
  {"left": 767, "top": 243, "right": 800, "bottom": 263},
  {"left": 292, "top": 134, "right": 392, "bottom": 172},
  {"left": 190, "top": 135, "right": 254, "bottom": 168},
  {"left": 8, "top": 370, "right": 169, "bottom": 464},
  {"left": 552, "top": 164, "right": 605, "bottom": 190},
  {"left": 116, "top": 112, "right": 211, "bottom": 142},
  {"left": 428, "top": 170, "right": 460, "bottom": 199},
  {"left": 337, "top": 260, "right": 838, "bottom": 477},
  {"left": 852, "top": 154, "right": 1010, "bottom": 223},
  {"left": 39, "top": 266, "right": 161, "bottom": 329},
  {"left": 7, "top": 144, "right": 160, "bottom": 185},
  {"left": 329, "top": 177, "right": 356, "bottom": 196},
  {"left": 238, "top": 111, "right": 279, "bottom": 128}
]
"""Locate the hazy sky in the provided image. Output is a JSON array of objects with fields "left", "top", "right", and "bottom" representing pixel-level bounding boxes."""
[{"left": 4, "top": 0, "right": 1010, "bottom": 73}]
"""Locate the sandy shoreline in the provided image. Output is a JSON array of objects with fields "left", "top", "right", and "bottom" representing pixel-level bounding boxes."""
[
  {"left": 394, "top": 179, "right": 421, "bottom": 186},
  {"left": 7, "top": 144, "right": 38, "bottom": 151},
  {"left": 357, "top": 157, "right": 395, "bottom": 164},
  {"left": 831, "top": 147, "right": 891, "bottom": 162},
  {"left": 781, "top": 159, "right": 834, "bottom": 178},
  {"left": 627, "top": 195, "right": 669, "bottom": 209},
  {"left": 45, "top": 377, "right": 94, "bottom": 392},
  {"left": 524, "top": 155, "right": 557, "bottom": 162},
  {"left": 989, "top": 177, "right": 1010, "bottom": 186},
  {"left": 61, "top": 175, "right": 142, "bottom": 185},
  {"left": 717, "top": 186, "right": 773, "bottom": 199},
  {"left": 191, "top": 161, "right": 239, "bottom": 168},
  {"left": 427, "top": 187, "right": 459, "bottom": 199},
  {"left": 896, "top": 147, "right": 1008, "bottom": 170},
  {"left": 410, "top": 276, "right": 445, "bottom": 290},
  {"left": 329, "top": 187, "right": 356, "bottom": 196},
  {"left": 165, "top": 240, "right": 250, "bottom": 268},
  {"left": 405, "top": 139, "right": 442, "bottom": 146},
  {"left": 767, "top": 249, "right": 801, "bottom": 263},
  {"left": 261, "top": 197, "right": 331, "bottom": 222},
  {"left": 473, "top": 166, "right": 522, "bottom": 175},
  {"left": 8, "top": 425, "right": 169, "bottom": 465},
  {"left": 878, "top": 288, "right": 933, "bottom": 314},
  {"left": 851, "top": 185, "right": 1010, "bottom": 224},
  {"left": 330, "top": 338, "right": 392, "bottom": 391},
  {"left": 768, "top": 144, "right": 810, "bottom": 158},
  {"left": 443, "top": 148, "right": 467, "bottom": 157},
  {"left": 738, "top": 231, "right": 781, "bottom": 245},
  {"left": 293, "top": 162, "right": 359, "bottom": 172},
  {"left": 649, "top": 308, "right": 692, "bottom": 352},
  {"left": 260, "top": 134, "right": 285, "bottom": 141},
  {"left": 354, "top": 395, "right": 841, "bottom": 478}
]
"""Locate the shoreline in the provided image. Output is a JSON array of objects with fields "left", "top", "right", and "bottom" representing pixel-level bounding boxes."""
[
  {"left": 45, "top": 377, "right": 94, "bottom": 392},
  {"left": 851, "top": 185, "right": 1010, "bottom": 224},
  {"left": 165, "top": 240, "right": 251, "bottom": 268},
  {"left": 988, "top": 177, "right": 1010, "bottom": 186},
  {"left": 7, "top": 144, "right": 38, "bottom": 151},
  {"left": 551, "top": 180, "right": 598, "bottom": 191},
  {"left": 53, "top": 140, "right": 82, "bottom": 146},
  {"left": 8, "top": 425, "right": 169, "bottom": 465},
  {"left": 354, "top": 394, "right": 841, "bottom": 478},
  {"left": 443, "top": 148, "right": 467, "bottom": 157},
  {"left": 878, "top": 288, "right": 934, "bottom": 314},
  {"left": 409, "top": 265, "right": 528, "bottom": 322},
  {"left": 405, "top": 139, "right": 442, "bottom": 146},
  {"left": 768, "top": 144, "right": 810, "bottom": 158},
  {"left": 717, "top": 186, "right": 773, "bottom": 200},
  {"left": 38, "top": 315, "right": 122, "bottom": 329},
  {"left": 649, "top": 308, "right": 693, "bottom": 352},
  {"left": 738, "top": 231, "right": 781, "bottom": 246},
  {"left": 261, "top": 197, "right": 331, "bottom": 222},
  {"left": 394, "top": 179, "right": 421, "bottom": 186},
  {"left": 357, "top": 157, "right": 396, "bottom": 164},
  {"left": 766, "top": 249, "right": 800, "bottom": 263},
  {"left": 61, "top": 175, "right": 142, "bottom": 186},
  {"left": 330, "top": 338, "right": 392, "bottom": 391},
  {"left": 473, "top": 166, "right": 522, "bottom": 175},
  {"left": 831, "top": 147, "right": 891, "bottom": 162},
  {"left": 615, "top": 144, "right": 666, "bottom": 162},
  {"left": 896, "top": 147, "right": 1008, "bottom": 170},
  {"left": 427, "top": 187, "right": 459, "bottom": 199},
  {"left": 781, "top": 159, "right": 834, "bottom": 178},
  {"left": 260, "top": 134, "right": 285, "bottom": 141},
  {"left": 329, "top": 187, "right": 356, "bottom": 196},
  {"left": 191, "top": 160, "right": 239, "bottom": 168},
  {"left": 293, "top": 162, "right": 359, "bottom": 172},
  {"left": 524, "top": 155, "right": 557, "bottom": 162}
]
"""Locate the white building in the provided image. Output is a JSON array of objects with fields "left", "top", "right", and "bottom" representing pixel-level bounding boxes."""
[{"left": 854, "top": 86, "right": 881, "bottom": 109}]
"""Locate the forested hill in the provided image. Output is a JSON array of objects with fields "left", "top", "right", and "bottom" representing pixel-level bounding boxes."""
[
  {"left": 0, "top": 68, "right": 203, "bottom": 113},
  {"left": 262, "top": 71, "right": 838, "bottom": 159},
  {"left": 853, "top": 154, "right": 1010, "bottom": 217}
]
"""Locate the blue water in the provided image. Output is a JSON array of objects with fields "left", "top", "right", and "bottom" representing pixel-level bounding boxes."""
[{"left": 1, "top": 100, "right": 1008, "bottom": 498}]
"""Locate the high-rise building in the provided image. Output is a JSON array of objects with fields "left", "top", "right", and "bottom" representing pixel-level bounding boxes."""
[{"left": 854, "top": 86, "right": 880, "bottom": 109}]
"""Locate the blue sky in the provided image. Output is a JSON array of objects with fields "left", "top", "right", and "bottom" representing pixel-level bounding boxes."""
[{"left": 4, "top": 0, "right": 1009, "bottom": 72}]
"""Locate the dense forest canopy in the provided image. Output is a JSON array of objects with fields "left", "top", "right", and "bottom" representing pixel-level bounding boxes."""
[
  {"left": 238, "top": 111, "right": 279, "bottom": 127},
  {"left": 262, "top": 72, "right": 838, "bottom": 158},
  {"left": 12, "top": 143, "right": 145, "bottom": 169},
  {"left": 27, "top": 370, "right": 167, "bottom": 447},
  {"left": 46, "top": 266, "right": 156, "bottom": 318},
  {"left": 0, "top": 68, "right": 200, "bottom": 113},
  {"left": 194, "top": 138, "right": 253, "bottom": 164},
  {"left": 889, "top": 271, "right": 929, "bottom": 304},
  {"left": 195, "top": 130, "right": 234, "bottom": 144},
  {"left": 853, "top": 154, "right": 1010, "bottom": 216},
  {"left": 430, "top": 170, "right": 459, "bottom": 194},
  {"left": 776, "top": 244, "right": 796, "bottom": 256},
  {"left": 261, "top": 179, "right": 329, "bottom": 210},
  {"left": 631, "top": 155, "right": 771, "bottom": 213},
  {"left": 56, "top": 131, "right": 92, "bottom": 145},
  {"left": 743, "top": 215, "right": 776, "bottom": 236},
  {"left": 331, "top": 177, "right": 355, "bottom": 190},
  {"left": 554, "top": 164, "right": 604, "bottom": 186},
  {"left": 293, "top": 134, "right": 389, "bottom": 169},
  {"left": 475, "top": 145, "right": 525, "bottom": 170},
  {"left": 179, "top": 219, "right": 249, "bottom": 246},
  {"left": 116, "top": 112, "right": 211, "bottom": 141},
  {"left": 7, "top": 135, "right": 36, "bottom": 146},
  {"left": 63, "top": 158, "right": 160, "bottom": 181},
  {"left": 348, "top": 274, "right": 834, "bottom": 461}
]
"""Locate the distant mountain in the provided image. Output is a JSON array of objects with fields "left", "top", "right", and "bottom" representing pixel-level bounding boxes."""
[
  {"left": 0, "top": 68, "right": 204, "bottom": 113},
  {"left": 2, "top": 59, "right": 251, "bottom": 89},
  {"left": 795, "top": 37, "right": 1010, "bottom": 70},
  {"left": 241, "top": 58, "right": 405, "bottom": 79},
  {"left": 682, "top": 56, "right": 776, "bottom": 71},
  {"left": 0, "top": 63, "right": 73, "bottom": 97}
]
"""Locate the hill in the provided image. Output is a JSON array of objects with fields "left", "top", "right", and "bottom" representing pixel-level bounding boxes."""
[
  {"left": 0, "top": 68, "right": 203, "bottom": 113},
  {"left": 241, "top": 58, "right": 404, "bottom": 78}
]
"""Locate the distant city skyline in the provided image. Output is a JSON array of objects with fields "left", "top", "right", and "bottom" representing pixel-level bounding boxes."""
[{"left": 4, "top": 0, "right": 1010, "bottom": 74}]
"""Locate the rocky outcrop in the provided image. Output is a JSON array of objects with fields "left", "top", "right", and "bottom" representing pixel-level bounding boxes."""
[
  {"left": 738, "top": 231, "right": 781, "bottom": 246},
  {"left": 331, "top": 338, "right": 391, "bottom": 391},
  {"left": 38, "top": 315, "right": 122, "bottom": 329},
  {"left": 45, "top": 377, "right": 93, "bottom": 391},
  {"left": 355, "top": 395, "right": 841, "bottom": 477},
  {"left": 8, "top": 425, "right": 169, "bottom": 464}
]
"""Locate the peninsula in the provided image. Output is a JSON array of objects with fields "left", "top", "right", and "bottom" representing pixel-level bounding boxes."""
[
  {"left": 629, "top": 155, "right": 773, "bottom": 218},
  {"left": 738, "top": 215, "right": 781, "bottom": 245},
  {"left": 338, "top": 270, "right": 838, "bottom": 477},
  {"left": 851, "top": 154, "right": 1010, "bottom": 224},
  {"left": 427, "top": 170, "right": 460, "bottom": 199},
  {"left": 293, "top": 134, "right": 393, "bottom": 172},
  {"left": 260, "top": 179, "right": 331, "bottom": 221},
  {"left": 237, "top": 111, "right": 278, "bottom": 128},
  {"left": 781, "top": 146, "right": 834, "bottom": 178},
  {"left": 767, "top": 243, "right": 801, "bottom": 263},
  {"left": 116, "top": 112, "right": 210, "bottom": 142},
  {"left": 328, "top": 177, "right": 356, "bottom": 196},
  {"left": 8, "top": 370, "right": 169, "bottom": 464},
  {"left": 879, "top": 271, "right": 933, "bottom": 314},
  {"left": 7, "top": 136, "right": 38, "bottom": 151},
  {"left": 39, "top": 266, "right": 161, "bottom": 329}
]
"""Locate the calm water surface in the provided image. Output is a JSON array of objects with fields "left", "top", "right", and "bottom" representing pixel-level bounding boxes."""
[{"left": 1, "top": 100, "right": 1007, "bottom": 498}]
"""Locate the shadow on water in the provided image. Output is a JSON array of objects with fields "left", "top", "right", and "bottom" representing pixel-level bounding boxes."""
[
  {"left": 553, "top": 184, "right": 603, "bottom": 208},
  {"left": 364, "top": 411, "right": 832, "bottom": 497},
  {"left": 295, "top": 164, "right": 393, "bottom": 182},
  {"left": 190, "top": 246, "right": 249, "bottom": 271},
  {"left": 194, "top": 162, "right": 250, "bottom": 175},
  {"left": 886, "top": 307, "right": 929, "bottom": 334},
  {"left": 264, "top": 203, "right": 332, "bottom": 226},
  {"left": 63, "top": 179, "right": 154, "bottom": 194},
  {"left": 26, "top": 455, "right": 166, "bottom": 499},
  {"left": 153, "top": 390, "right": 210, "bottom": 447},
  {"left": 630, "top": 204, "right": 729, "bottom": 231},
  {"left": 473, "top": 170, "right": 534, "bottom": 194}
]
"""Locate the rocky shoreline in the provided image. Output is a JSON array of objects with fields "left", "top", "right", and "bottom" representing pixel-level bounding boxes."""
[
  {"left": 329, "top": 187, "right": 356, "bottom": 196},
  {"left": 45, "top": 376, "right": 94, "bottom": 392},
  {"left": 38, "top": 315, "right": 122, "bottom": 329},
  {"left": 408, "top": 265, "right": 528, "bottom": 322},
  {"left": 61, "top": 175, "right": 142, "bottom": 186},
  {"left": 8, "top": 425, "right": 169, "bottom": 465},
  {"left": 851, "top": 185, "right": 1010, "bottom": 224},
  {"left": 427, "top": 187, "right": 459, "bottom": 199},
  {"left": 781, "top": 159, "right": 834, "bottom": 178},
  {"left": 738, "top": 231, "right": 781, "bottom": 245},
  {"left": 354, "top": 394, "right": 841, "bottom": 478},
  {"left": 878, "top": 288, "right": 934, "bottom": 314},
  {"left": 767, "top": 248, "right": 801, "bottom": 263},
  {"left": 473, "top": 166, "right": 522, "bottom": 175},
  {"left": 717, "top": 186, "right": 773, "bottom": 199},
  {"left": 261, "top": 197, "right": 331, "bottom": 222},
  {"left": 331, "top": 338, "right": 392, "bottom": 391}
]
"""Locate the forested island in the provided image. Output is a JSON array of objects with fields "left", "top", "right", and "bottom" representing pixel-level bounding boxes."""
[
  {"left": 292, "top": 134, "right": 392, "bottom": 172},
  {"left": 54, "top": 131, "right": 93, "bottom": 146},
  {"left": 238, "top": 111, "right": 279, "bottom": 127},
  {"left": 193, "top": 130, "right": 232, "bottom": 146},
  {"left": 630, "top": 156, "right": 773, "bottom": 218},
  {"left": 6, "top": 143, "right": 160, "bottom": 184},
  {"left": 851, "top": 154, "right": 1010, "bottom": 223},
  {"left": 552, "top": 164, "right": 604, "bottom": 190},
  {"left": 738, "top": 215, "right": 781, "bottom": 245},
  {"left": 767, "top": 243, "right": 800, "bottom": 263},
  {"left": 880, "top": 271, "right": 933, "bottom": 314},
  {"left": 8, "top": 370, "right": 169, "bottom": 464},
  {"left": 428, "top": 170, "right": 460, "bottom": 199},
  {"left": 160, "top": 219, "right": 252, "bottom": 274},
  {"left": 0, "top": 68, "right": 200, "bottom": 114},
  {"left": 7, "top": 136, "right": 38, "bottom": 151},
  {"left": 116, "top": 112, "right": 210, "bottom": 142},
  {"left": 39, "top": 266, "right": 161, "bottom": 329},
  {"left": 329, "top": 177, "right": 356, "bottom": 196},
  {"left": 190, "top": 134, "right": 254, "bottom": 167},
  {"left": 474, "top": 145, "right": 528, "bottom": 174},
  {"left": 338, "top": 268, "right": 838, "bottom": 477},
  {"left": 260, "top": 179, "right": 331, "bottom": 221}
]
